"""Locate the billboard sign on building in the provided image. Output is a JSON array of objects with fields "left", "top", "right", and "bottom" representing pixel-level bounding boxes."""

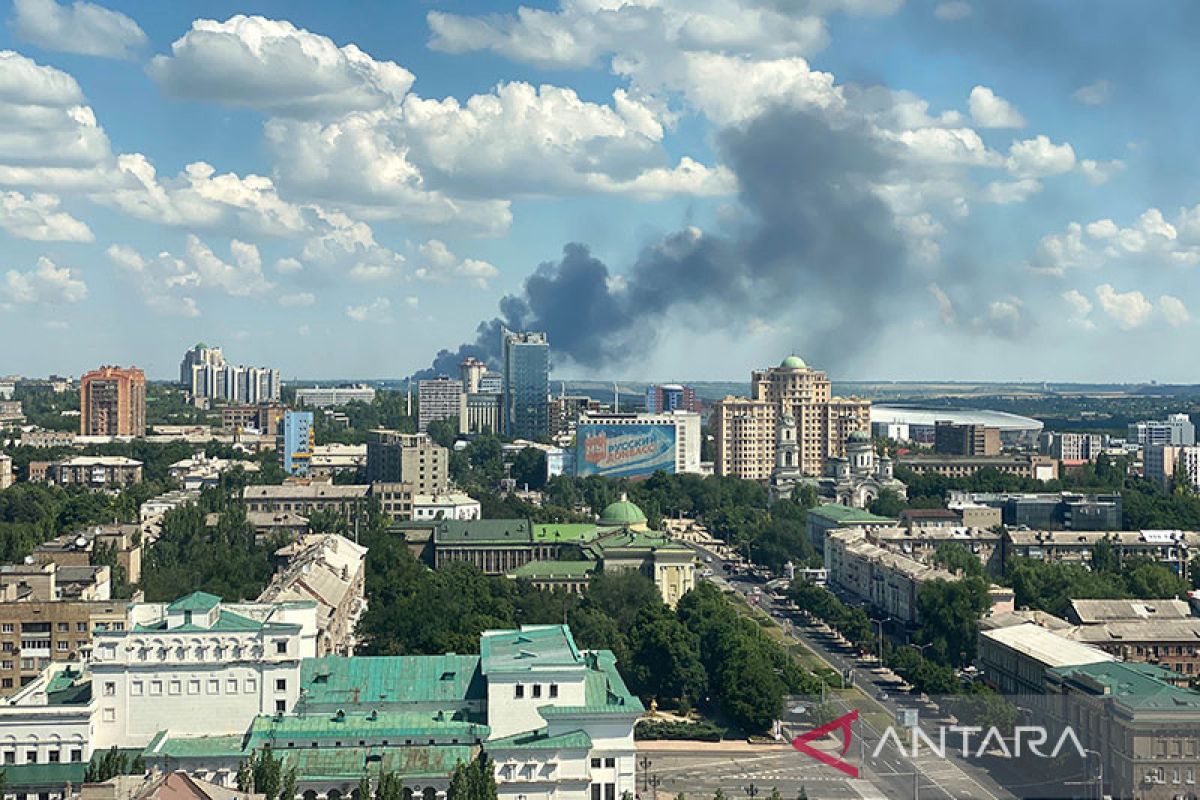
[{"left": 575, "top": 423, "right": 676, "bottom": 479}]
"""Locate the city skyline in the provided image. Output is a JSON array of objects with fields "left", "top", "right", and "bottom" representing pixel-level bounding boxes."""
[{"left": 1, "top": 1, "right": 1198, "bottom": 382}]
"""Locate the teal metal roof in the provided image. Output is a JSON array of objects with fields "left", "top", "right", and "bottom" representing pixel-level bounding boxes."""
[
  {"left": 432, "top": 519, "right": 532, "bottom": 545},
  {"left": 168, "top": 592, "right": 222, "bottom": 612},
  {"left": 247, "top": 711, "right": 488, "bottom": 744},
  {"left": 300, "top": 655, "right": 485, "bottom": 708},
  {"left": 135, "top": 609, "right": 264, "bottom": 633},
  {"left": 479, "top": 625, "right": 583, "bottom": 675},
  {"left": 280, "top": 745, "right": 472, "bottom": 781},
  {"left": 540, "top": 650, "right": 643, "bottom": 717},
  {"left": 486, "top": 729, "right": 592, "bottom": 751},
  {"left": 1, "top": 762, "right": 87, "bottom": 788},
  {"left": 148, "top": 735, "right": 249, "bottom": 759},
  {"left": 532, "top": 524, "right": 602, "bottom": 544},
  {"left": 807, "top": 503, "right": 894, "bottom": 524},
  {"left": 507, "top": 560, "right": 597, "bottom": 579},
  {"left": 589, "top": 529, "right": 690, "bottom": 553},
  {"left": 1050, "top": 661, "right": 1200, "bottom": 711},
  {"left": 598, "top": 500, "right": 647, "bottom": 526}
]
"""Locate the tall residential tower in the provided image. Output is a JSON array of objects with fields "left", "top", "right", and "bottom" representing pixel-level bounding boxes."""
[{"left": 501, "top": 329, "right": 549, "bottom": 440}]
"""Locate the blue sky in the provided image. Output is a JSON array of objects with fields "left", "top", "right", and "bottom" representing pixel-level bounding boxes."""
[{"left": 0, "top": 0, "right": 1197, "bottom": 383}]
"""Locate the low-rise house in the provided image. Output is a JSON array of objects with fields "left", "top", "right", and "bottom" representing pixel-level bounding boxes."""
[
  {"left": 1001, "top": 528, "right": 1200, "bottom": 574},
  {"left": 977, "top": 622, "right": 1115, "bottom": 695},
  {"left": 242, "top": 483, "right": 369, "bottom": 519},
  {"left": 168, "top": 454, "right": 259, "bottom": 491},
  {"left": 804, "top": 503, "right": 895, "bottom": 551},
  {"left": 412, "top": 491, "right": 481, "bottom": 521},
  {"left": 34, "top": 524, "right": 143, "bottom": 585}
]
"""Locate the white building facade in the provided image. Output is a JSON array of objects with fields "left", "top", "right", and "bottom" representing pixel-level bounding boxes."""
[{"left": 90, "top": 592, "right": 317, "bottom": 748}]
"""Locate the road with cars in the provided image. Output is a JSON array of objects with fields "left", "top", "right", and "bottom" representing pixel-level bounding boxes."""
[{"left": 685, "top": 538, "right": 1016, "bottom": 800}]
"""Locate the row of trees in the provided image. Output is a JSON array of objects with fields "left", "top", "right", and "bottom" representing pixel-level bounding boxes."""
[{"left": 357, "top": 521, "right": 816, "bottom": 733}]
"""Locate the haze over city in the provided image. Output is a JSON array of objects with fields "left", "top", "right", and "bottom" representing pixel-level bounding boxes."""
[{"left": 1, "top": 1, "right": 1198, "bottom": 382}]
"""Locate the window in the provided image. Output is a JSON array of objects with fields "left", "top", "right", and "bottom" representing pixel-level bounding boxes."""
[
  {"left": 275, "top": 678, "right": 287, "bottom": 692},
  {"left": 76, "top": 622, "right": 87, "bottom": 633},
  {"left": 70, "top": 750, "right": 82, "bottom": 763},
  {"left": 532, "top": 683, "right": 542, "bottom": 698},
  {"left": 0, "top": 624, "right": 11, "bottom": 634},
  {"left": 227, "top": 679, "right": 238, "bottom": 693},
  {"left": 188, "top": 680, "right": 200, "bottom": 695},
  {"left": 208, "top": 679, "right": 220, "bottom": 694},
  {"left": 25, "top": 750, "right": 37, "bottom": 764},
  {"left": 514, "top": 684, "right": 524, "bottom": 699},
  {"left": 246, "top": 678, "right": 257, "bottom": 693},
  {"left": 169, "top": 681, "right": 181, "bottom": 695},
  {"left": 47, "top": 750, "right": 60, "bottom": 763},
  {"left": 131, "top": 681, "right": 143, "bottom": 696},
  {"left": 56, "top": 641, "right": 69, "bottom": 652},
  {"left": 56, "top": 623, "right": 69, "bottom": 632},
  {"left": 103, "top": 708, "right": 115, "bottom": 722},
  {"left": 549, "top": 683, "right": 558, "bottom": 698},
  {"left": 150, "top": 681, "right": 163, "bottom": 696},
  {"left": 590, "top": 758, "right": 601, "bottom": 769},
  {"left": 103, "top": 681, "right": 116, "bottom": 696},
  {"left": 1, "top": 661, "right": 11, "bottom": 670},
  {"left": 604, "top": 784, "right": 616, "bottom": 800},
  {"left": 604, "top": 757, "right": 615, "bottom": 768},
  {"left": 591, "top": 786, "right": 601, "bottom": 800},
  {"left": 275, "top": 640, "right": 288, "bottom": 654},
  {"left": 1, "top": 679, "right": 10, "bottom": 689},
  {"left": 2, "top": 752, "right": 12, "bottom": 765},
  {"left": 276, "top": 700, "right": 286, "bottom": 713}
]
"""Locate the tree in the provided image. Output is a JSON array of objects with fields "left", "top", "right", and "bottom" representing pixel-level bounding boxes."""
[
  {"left": 625, "top": 614, "right": 708, "bottom": 710},
  {"left": 916, "top": 577, "right": 991, "bottom": 667},
  {"left": 869, "top": 489, "right": 907, "bottom": 518},
  {"left": 376, "top": 772, "right": 405, "bottom": 800},
  {"left": 358, "top": 773, "right": 372, "bottom": 800},
  {"left": 932, "top": 541, "right": 982, "bottom": 577},
  {"left": 510, "top": 447, "right": 547, "bottom": 491},
  {"left": 426, "top": 418, "right": 461, "bottom": 449},
  {"left": 1090, "top": 539, "right": 1120, "bottom": 575},
  {"left": 248, "top": 747, "right": 284, "bottom": 800},
  {"left": 279, "top": 766, "right": 297, "bottom": 800}
]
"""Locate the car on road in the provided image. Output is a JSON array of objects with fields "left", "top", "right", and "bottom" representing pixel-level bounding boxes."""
[{"left": 877, "top": 691, "right": 889, "bottom": 701}]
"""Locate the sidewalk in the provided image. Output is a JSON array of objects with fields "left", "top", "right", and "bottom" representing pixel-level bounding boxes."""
[{"left": 636, "top": 739, "right": 792, "bottom": 752}]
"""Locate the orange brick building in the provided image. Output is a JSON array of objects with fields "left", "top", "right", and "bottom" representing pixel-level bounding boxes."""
[{"left": 80, "top": 366, "right": 146, "bottom": 436}]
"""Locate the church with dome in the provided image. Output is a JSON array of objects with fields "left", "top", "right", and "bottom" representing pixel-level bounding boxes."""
[{"left": 772, "top": 423, "right": 907, "bottom": 508}]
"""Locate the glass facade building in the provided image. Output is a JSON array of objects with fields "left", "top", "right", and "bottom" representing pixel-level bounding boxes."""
[{"left": 502, "top": 330, "right": 549, "bottom": 440}]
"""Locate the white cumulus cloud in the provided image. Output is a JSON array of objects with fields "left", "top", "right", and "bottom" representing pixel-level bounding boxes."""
[
  {"left": 968, "top": 86, "right": 1025, "bottom": 129},
  {"left": 1160, "top": 295, "right": 1190, "bottom": 327},
  {"left": 148, "top": 15, "right": 414, "bottom": 118},
  {"left": 1073, "top": 80, "right": 1111, "bottom": 106},
  {"left": 11, "top": 0, "right": 146, "bottom": 59},
  {"left": 345, "top": 297, "right": 391, "bottom": 323},
  {"left": 4, "top": 255, "right": 86, "bottom": 304},
  {"left": 0, "top": 190, "right": 92, "bottom": 240},
  {"left": 414, "top": 239, "right": 499, "bottom": 288},
  {"left": 1095, "top": 284, "right": 1153, "bottom": 330}
]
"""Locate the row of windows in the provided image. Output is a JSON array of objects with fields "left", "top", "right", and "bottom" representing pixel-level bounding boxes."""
[
  {"left": 2, "top": 749, "right": 84, "bottom": 764},
  {"left": 114, "top": 676, "right": 277, "bottom": 696},
  {"left": 513, "top": 682, "right": 558, "bottom": 699}
]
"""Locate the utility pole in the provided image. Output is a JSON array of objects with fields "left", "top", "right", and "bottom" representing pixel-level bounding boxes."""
[{"left": 639, "top": 755, "right": 652, "bottom": 796}]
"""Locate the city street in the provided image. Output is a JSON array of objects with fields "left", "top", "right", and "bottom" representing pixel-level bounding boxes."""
[{"left": 682, "top": 539, "right": 1015, "bottom": 800}]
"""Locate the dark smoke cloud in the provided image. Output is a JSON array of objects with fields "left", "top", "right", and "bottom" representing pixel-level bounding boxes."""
[{"left": 414, "top": 104, "right": 910, "bottom": 379}]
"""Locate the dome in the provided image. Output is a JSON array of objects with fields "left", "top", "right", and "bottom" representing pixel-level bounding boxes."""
[
  {"left": 780, "top": 354, "right": 807, "bottom": 369},
  {"left": 599, "top": 496, "right": 648, "bottom": 527},
  {"left": 848, "top": 429, "right": 871, "bottom": 443}
]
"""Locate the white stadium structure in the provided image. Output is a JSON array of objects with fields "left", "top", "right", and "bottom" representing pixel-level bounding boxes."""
[{"left": 870, "top": 406, "right": 1043, "bottom": 445}]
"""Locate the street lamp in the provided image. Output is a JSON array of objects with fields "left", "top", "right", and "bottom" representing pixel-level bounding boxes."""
[
  {"left": 1082, "top": 748, "right": 1104, "bottom": 800},
  {"left": 647, "top": 773, "right": 662, "bottom": 798},
  {"left": 743, "top": 783, "right": 759, "bottom": 799},
  {"left": 907, "top": 641, "right": 933, "bottom": 658},
  {"left": 638, "top": 755, "right": 652, "bottom": 795},
  {"left": 870, "top": 616, "right": 890, "bottom": 662}
]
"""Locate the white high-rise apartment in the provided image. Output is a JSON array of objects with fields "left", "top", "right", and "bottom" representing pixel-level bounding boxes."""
[{"left": 418, "top": 376, "right": 466, "bottom": 432}]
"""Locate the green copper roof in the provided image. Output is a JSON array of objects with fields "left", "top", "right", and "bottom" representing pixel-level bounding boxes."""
[
  {"left": 1, "top": 762, "right": 87, "bottom": 788},
  {"left": 486, "top": 729, "right": 592, "bottom": 751},
  {"left": 780, "top": 355, "right": 807, "bottom": 369},
  {"left": 135, "top": 609, "right": 263, "bottom": 633},
  {"left": 280, "top": 745, "right": 472, "bottom": 781},
  {"left": 590, "top": 529, "right": 690, "bottom": 553},
  {"left": 247, "top": 711, "right": 488, "bottom": 744},
  {"left": 1050, "top": 661, "right": 1200, "bottom": 711},
  {"left": 807, "top": 503, "right": 894, "bottom": 524},
  {"left": 508, "top": 560, "right": 597, "bottom": 579},
  {"left": 300, "top": 655, "right": 485, "bottom": 709},
  {"left": 168, "top": 591, "right": 222, "bottom": 612},
  {"left": 532, "top": 523, "right": 603, "bottom": 544},
  {"left": 598, "top": 499, "right": 647, "bottom": 526},
  {"left": 147, "top": 734, "right": 249, "bottom": 759},
  {"left": 479, "top": 625, "right": 583, "bottom": 675},
  {"left": 432, "top": 519, "right": 533, "bottom": 544}
]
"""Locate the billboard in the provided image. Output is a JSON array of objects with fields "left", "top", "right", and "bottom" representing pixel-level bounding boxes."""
[{"left": 575, "top": 423, "right": 676, "bottom": 479}]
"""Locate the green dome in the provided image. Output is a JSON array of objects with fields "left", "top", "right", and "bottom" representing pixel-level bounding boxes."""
[
  {"left": 599, "top": 498, "right": 648, "bottom": 526},
  {"left": 780, "top": 354, "right": 807, "bottom": 369},
  {"left": 848, "top": 429, "right": 871, "bottom": 443}
]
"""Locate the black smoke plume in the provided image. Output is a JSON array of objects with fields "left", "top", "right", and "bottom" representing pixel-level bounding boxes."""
[{"left": 414, "top": 104, "right": 910, "bottom": 379}]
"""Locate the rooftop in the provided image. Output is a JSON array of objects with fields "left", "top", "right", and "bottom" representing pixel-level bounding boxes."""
[
  {"left": 246, "top": 710, "right": 488, "bottom": 744},
  {"left": 1050, "top": 661, "right": 1200, "bottom": 711},
  {"left": 598, "top": 498, "right": 647, "bottom": 527},
  {"left": 532, "top": 523, "right": 603, "bottom": 544},
  {"left": 480, "top": 624, "right": 583, "bottom": 675},
  {"left": 242, "top": 484, "right": 370, "bottom": 500},
  {"left": 168, "top": 591, "right": 221, "bottom": 612},
  {"left": 280, "top": 745, "right": 471, "bottom": 781},
  {"left": 486, "top": 728, "right": 592, "bottom": 751},
  {"left": 508, "top": 560, "right": 597, "bottom": 579},
  {"left": 431, "top": 519, "right": 533, "bottom": 545},
  {"left": 808, "top": 503, "right": 894, "bottom": 524},
  {"left": 981, "top": 622, "right": 1115, "bottom": 668},
  {"left": 1068, "top": 598, "right": 1193, "bottom": 625},
  {"left": 300, "top": 654, "right": 485, "bottom": 708}
]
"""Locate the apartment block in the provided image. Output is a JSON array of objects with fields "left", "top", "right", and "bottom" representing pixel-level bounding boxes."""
[
  {"left": 934, "top": 420, "right": 1001, "bottom": 456},
  {"left": 417, "top": 376, "right": 466, "bottom": 433},
  {"left": 364, "top": 429, "right": 449, "bottom": 494},
  {"left": 80, "top": 366, "right": 145, "bottom": 437},
  {"left": 0, "top": 596, "right": 127, "bottom": 696}
]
